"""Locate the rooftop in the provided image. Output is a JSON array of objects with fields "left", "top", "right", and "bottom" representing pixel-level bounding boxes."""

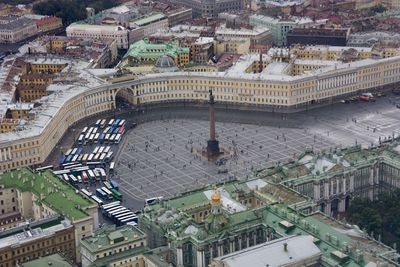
[
  {"left": 21, "top": 253, "right": 73, "bottom": 267},
  {"left": 80, "top": 224, "right": 146, "bottom": 253},
  {"left": 131, "top": 13, "right": 166, "bottom": 27},
  {"left": 0, "top": 168, "right": 95, "bottom": 221},
  {"left": 213, "top": 235, "right": 321, "bottom": 267}
]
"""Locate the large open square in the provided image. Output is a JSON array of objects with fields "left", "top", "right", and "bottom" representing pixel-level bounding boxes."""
[{"left": 114, "top": 94, "right": 400, "bottom": 205}]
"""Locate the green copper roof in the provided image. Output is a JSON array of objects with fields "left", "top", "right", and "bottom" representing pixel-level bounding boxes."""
[
  {"left": 21, "top": 253, "right": 73, "bottom": 267},
  {"left": 123, "top": 39, "right": 189, "bottom": 61},
  {"left": 0, "top": 168, "right": 94, "bottom": 221},
  {"left": 131, "top": 13, "right": 166, "bottom": 27}
]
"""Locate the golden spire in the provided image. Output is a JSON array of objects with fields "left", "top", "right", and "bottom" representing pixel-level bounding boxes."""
[{"left": 211, "top": 188, "right": 221, "bottom": 205}]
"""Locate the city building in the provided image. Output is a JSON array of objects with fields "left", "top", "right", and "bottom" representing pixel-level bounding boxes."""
[
  {"left": 168, "top": 0, "right": 242, "bottom": 17},
  {"left": 0, "top": 16, "right": 37, "bottom": 44},
  {"left": 191, "top": 37, "right": 214, "bottom": 64},
  {"left": 139, "top": 163, "right": 400, "bottom": 266},
  {"left": 0, "top": 168, "right": 99, "bottom": 263},
  {"left": 80, "top": 224, "right": 152, "bottom": 267},
  {"left": 129, "top": 13, "right": 169, "bottom": 38},
  {"left": 66, "top": 23, "right": 129, "bottom": 49},
  {"left": 101, "top": 4, "right": 140, "bottom": 28},
  {"left": 287, "top": 28, "right": 351, "bottom": 46},
  {"left": 35, "top": 16, "right": 62, "bottom": 33},
  {"left": 120, "top": 39, "right": 190, "bottom": 68},
  {"left": 19, "top": 253, "right": 74, "bottom": 267},
  {"left": 215, "top": 24, "right": 273, "bottom": 45},
  {"left": 165, "top": 7, "right": 193, "bottom": 27},
  {"left": 0, "top": 118, "right": 19, "bottom": 134},
  {"left": 211, "top": 235, "right": 322, "bottom": 267},
  {"left": 3, "top": 46, "right": 400, "bottom": 171},
  {"left": 0, "top": 217, "right": 76, "bottom": 266},
  {"left": 249, "top": 14, "right": 326, "bottom": 46}
]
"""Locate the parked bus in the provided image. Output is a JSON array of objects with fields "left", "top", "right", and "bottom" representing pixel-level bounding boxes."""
[
  {"left": 98, "top": 146, "right": 105, "bottom": 154},
  {"left": 82, "top": 127, "right": 88, "bottom": 134},
  {"left": 81, "top": 188, "right": 92, "bottom": 198},
  {"left": 97, "top": 168, "right": 106, "bottom": 179},
  {"left": 110, "top": 134, "right": 116, "bottom": 143},
  {"left": 108, "top": 119, "right": 114, "bottom": 126},
  {"left": 102, "top": 201, "right": 120, "bottom": 210},
  {"left": 87, "top": 162, "right": 104, "bottom": 168},
  {"left": 104, "top": 146, "right": 111, "bottom": 153},
  {"left": 111, "top": 188, "right": 122, "bottom": 201},
  {"left": 71, "top": 148, "right": 78, "bottom": 155},
  {"left": 105, "top": 134, "right": 110, "bottom": 143},
  {"left": 59, "top": 156, "right": 66, "bottom": 165},
  {"left": 101, "top": 187, "right": 113, "bottom": 200},
  {"left": 53, "top": 169, "right": 70, "bottom": 176},
  {"left": 99, "top": 133, "right": 105, "bottom": 144},
  {"left": 100, "top": 119, "right": 106, "bottom": 128},
  {"left": 89, "top": 134, "right": 95, "bottom": 143},
  {"left": 82, "top": 154, "right": 89, "bottom": 162},
  {"left": 118, "top": 216, "right": 138, "bottom": 226},
  {"left": 115, "top": 134, "right": 121, "bottom": 144},
  {"left": 65, "top": 149, "right": 73, "bottom": 156},
  {"left": 64, "top": 163, "right": 82, "bottom": 170},
  {"left": 110, "top": 179, "right": 118, "bottom": 190},
  {"left": 35, "top": 165, "right": 53, "bottom": 172},
  {"left": 104, "top": 181, "right": 113, "bottom": 190},
  {"left": 94, "top": 133, "right": 100, "bottom": 144},
  {"left": 99, "top": 153, "right": 106, "bottom": 162},
  {"left": 87, "top": 169, "right": 96, "bottom": 180},
  {"left": 92, "top": 127, "right": 98, "bottom": 134},
  {"left": 88, "top": 127, "right": 94, "bottom": 134},
  {"left": 118, "top": 119, "right": 126, "bottom": 127},
  {"left": 118, "top": 127, "right": 125, "bottom": 135},
  {"left": 94, "top": 153, "right": 101, "bottom": 161},
  {"left": 62, "top": 161, "right": 78, "bottom": 169},
  {"left": 78, "top": 134, "right": 84, "bottom": 145},
  {"left": 96, "top": 188, "right": 108, "bottom": 200},
  {"left": 71, "top": 154, "right": 79, "bottom": 163},
  {"left": 114, "top": 212, "right": 134, "bottom": 222},
  {"left": 77, "top": 154, "right": 84, "bottom": 162},
  {"left": 62, "top": 174, "right": 70, "bottom": 182},
  {"left": 108, "top": 127, "right": 115, "bottom": 134},
  {"left": 103, "top": 126, "right": 110, "bottom": 134},
  {"left": 69, "top": 175, "right": 78, "bottom": 187},
  {"left": 82, "top": 171, "right": 89, "bottom": 183},
  {"left": 108, "top": 207, "right": 128, "bottom": 218},
  {"left": 104, "top": 206, "right": 123, "bottom": 216},
  {"left": 109, "top": 162, "right": 115, "bottom": 173},
  {"left": 88, "top": 154, "right": 94, "bottom": 162},
  {"left": 95, "top": 119, "right": 101, "bottom": 126},
  {"left": 91, "top": 195, "right": 104, "bottom": 206},
  {"left": 114, "top": 119, "right": 120, "bottom": 126}
]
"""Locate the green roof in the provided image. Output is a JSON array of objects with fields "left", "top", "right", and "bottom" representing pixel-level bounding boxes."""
[
  {"left": 0, "top": 168, "right": 94, "bottom": 221},
  {"left": 123, "top": 39, "right": 189, "bottom": 62},
  {"left": 131, "top": 13, "right": 166, "bottom": 27},
  {"left": 81, "top": 224, "right": 146, "bottom": 253},
  {"left": 21, "top": 253, "right": 73, "bottom": 267}
]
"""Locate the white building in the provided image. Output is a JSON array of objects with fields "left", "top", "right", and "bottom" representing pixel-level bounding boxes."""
[
  {"left": 0, "top": 16, "right": 38, "bottom": 44},
  {"left": 66, "top": 23, "right": 129, "bottom": 49},
  {"left": 215, "top": 24, "right": 272, "bottom": 45}
]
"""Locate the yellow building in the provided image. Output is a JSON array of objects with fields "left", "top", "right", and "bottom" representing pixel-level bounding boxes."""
[
  {"left": 17, "top": 84, "right": 49, "bottom": 102},
  {"left": 0, "top": 118, "right": 18, "bottom": 133},
  {"left": 28, "top": 60, "right": 67, "bottom": 74}
]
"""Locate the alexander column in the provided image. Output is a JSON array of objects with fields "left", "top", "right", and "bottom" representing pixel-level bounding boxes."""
[{"left": 207, "top": 89, "right": 220, "bottom": 157}]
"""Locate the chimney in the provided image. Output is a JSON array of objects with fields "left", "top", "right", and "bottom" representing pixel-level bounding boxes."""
[
  {"left": 283, "top": 243, "right": 288, "bottom": 252},
  {"left": 259, "top": 49, "right": 263, "bottom": 73}
]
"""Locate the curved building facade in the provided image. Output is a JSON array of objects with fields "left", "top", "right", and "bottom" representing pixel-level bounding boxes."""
[{"left": 1, "top": 55, "right": 400, "bottom": 172}]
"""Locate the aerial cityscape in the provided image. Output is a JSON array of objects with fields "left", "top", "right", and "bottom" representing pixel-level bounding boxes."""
[{"left": 2, "top": 0, "right": 400, "bottom": 266}]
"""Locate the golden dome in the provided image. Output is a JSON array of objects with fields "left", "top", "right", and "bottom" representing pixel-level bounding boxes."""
[{"left": 211, "top": 189, "right": 221, "bottom": 205}]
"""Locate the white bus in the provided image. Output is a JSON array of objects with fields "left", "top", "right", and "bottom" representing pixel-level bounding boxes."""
[
  {"left": 102, "top": 201, "right": 120, "bottom": 210},
  {"left": 87, "top": 169, "right": 96, "bottom": 180},
  {"left": 110, "top": 134, "right": 116, "bottom": 143},
  {"left": 82, "top": 154, "right": 89, "bottom": 162},
  {"left": 88, "top": 127, "right": 94, "bottom": 134},
  {"left": 91, "top": 195, "right": 104, "bottom": 206},
  {"left": 35, "top": 165, "right": 53, "bottom": 172},
  {"left": 77, "top": 154, "right": 84, "bottom": 162},
  {"left": 92, "top": 127, "right": 98, "bottom": 134},
  {"left": 95, "top": 119, "right": 101, "bottom": 126},
  {"left": 104, "top": 146, "right": 111, "bottom": 153},
  {"left": 82, "top": 127, "right": 88, "bottom": 134},
  {"left": 146, "top": 196, "right": 164, "bottom": 206},
  {"left": 100, "top": 119, "right": 106, "bottom": 128},
  {"left": 94, "top": 153, "right": 101, "bottom": 161},
  {"left": 85, "top": 132, "right": 91, "bottom": 140},
  {"left": 106, "top": 152, "right": 114, "bottom": 162},
  {"left": 101, "top": 187, "right": 113, "bottom": 200},
  {"left": 93, "top": 146, "right": 100, "bottom": 154},
  {"left": 98, "top": 146, "right": 105, "bottom": 154},
  {"left": 109, "top": 162, "right": 115, "bottom": 172},
  {"left": 65, "top": 148, "right": 73, "bottom": 156},
  {"left": 99, "top": 153, "right": 106, "bottom": 161},
  {"left": 81, "top": 188, "right": 92, "bottom": 197},
  {"left": 105, "top": 134, "right": 110, "bottom": 143},
  {"left": 78, "top": 134, "right": 84, "bottom": 144},
  {"left": 89, "top": 134, "right": 95, "bottom": 143},
  {"left": 103, "top": 126, "right": 110, "bottom": 134},
  {"left": 104, "top": 181, "right": 113, "bottom": 190},
  {"left": 62, "top": 174, "right": 70, "bottom": 182},
  {"left": 94, "top": 133, "right": 100, "bottom": 144},
  {"left": 87, "top": 154, "right": 94, "bottom": 162},
  {"left": 71, "top": 154, "right": 79, "bottom": 162},
  {"left": 118, "top": 119, "right": 126, "bottom": 127},
  {"left": 115, "top": 134, "right": 121, "bottom": 144},
  {"left": 108, "top": 119, "right": 114, "bottom": 126},
  {"left": 71, "top": 148, "right": 78, "bottom": 155}
]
